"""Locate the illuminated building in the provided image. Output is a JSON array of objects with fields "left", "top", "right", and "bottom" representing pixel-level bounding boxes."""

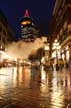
[
  {"left": 20, "top": 9, "right": 39, "bottom": 42},
  {"left": 50, "top": 0, "right": 71, "bottom": 61},
  {"left": 0, "top": 9, "right": 15, "bottom": 51}
]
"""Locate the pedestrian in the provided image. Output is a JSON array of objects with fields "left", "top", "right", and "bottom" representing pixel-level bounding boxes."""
[{"left": 58, "top": 58, "right": 64, "bottom": 70}]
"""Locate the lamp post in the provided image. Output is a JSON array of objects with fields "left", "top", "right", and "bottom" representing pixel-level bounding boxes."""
[
  {"left": 52, "top": 39, "right": 61, "bottom": 70},
  {"left": 44, "top": 43, "right": 50, "bottom": 70},
  {"left": 44, "top": 43, "right": 49, "bottom": 60}
]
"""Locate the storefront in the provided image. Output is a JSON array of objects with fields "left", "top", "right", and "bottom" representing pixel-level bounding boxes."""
[
  {"left": 52, "top": 50, "right": 61, "bottom": 65},
  {"left": 61, "top": 46, "right": 69, "bottom": 61}
]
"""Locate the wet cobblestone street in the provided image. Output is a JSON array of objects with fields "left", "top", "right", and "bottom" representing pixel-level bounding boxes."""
[{"left": 0, "top": 66, "right": 71, "bottom": 108}]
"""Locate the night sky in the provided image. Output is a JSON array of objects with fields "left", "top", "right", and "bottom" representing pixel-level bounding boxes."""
[{"left": 0, "top": 0, "right": 55, "bottom": 40}]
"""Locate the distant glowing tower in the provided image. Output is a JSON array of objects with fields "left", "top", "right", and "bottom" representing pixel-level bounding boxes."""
[{"left": 20, "top": 9, "right": 38, "bottom": 42}]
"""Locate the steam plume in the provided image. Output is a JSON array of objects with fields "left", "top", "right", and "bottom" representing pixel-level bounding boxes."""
[{"left": 6, "top": 37, "right": 47, "bottom": 59}]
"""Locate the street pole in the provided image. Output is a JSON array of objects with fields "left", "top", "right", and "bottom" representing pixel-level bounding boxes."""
[
  {"left": 56, "top": 48, "right": 59, "bottom": 70},
  {"left": 52, "top": 39, "right": 60, "bottom": 71}
]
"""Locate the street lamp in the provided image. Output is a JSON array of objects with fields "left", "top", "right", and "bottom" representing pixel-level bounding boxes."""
[
  {"left": 52, "top": 39, "right": 61, "bottom": 70},
  {"left": 44, "top": 43, "right": 49, "bottom": 60},
  {"left": 44, "top": 43, "right": 50, "bottom": 70},
  {"left": 41, "top": 42, "right": 50, "bottom": 68}
]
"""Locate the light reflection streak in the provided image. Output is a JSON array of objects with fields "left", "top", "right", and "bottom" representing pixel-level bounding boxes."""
[
  {"left": 63, "top": 70, "right": 71, "bottom": 87},
  {"left": 23, "top": 68, "right": 31, "bottom": 84},
  {"left": 12, "top": 67, "right": 17, "bottom": 87},
  {"left": 0, "top": 75, "right": 6, "bottom": 93},
  {"left": 51, "top": 91, "right": 64, "bottom": 108},
  {"left": 40, "top": 65, "right": 49, "bottom": 93},
  {"left": 41, "top": 65, "right": 46, "bottom": 82},
  {"left": 0, "top": 68, "right": 13, "bottom": 93},
  {"left": 18, "top": 66, "right": 22, "bottom": 83},
  {"left": 51, "top": 70, "right": 64, "bottom": 108},
  {"left": 63, "top": 71, "right": 71, "bottom": 100},
  {"left": 63, "top": 71, "right": 66, "bottom": 87},
  {"left": 52, "top": 70, "right": 58, "bottom": 88}
]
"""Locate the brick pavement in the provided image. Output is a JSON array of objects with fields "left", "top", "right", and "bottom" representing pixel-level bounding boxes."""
[{"left": 0, "top": 67, "right": 71, "bottom": 108}]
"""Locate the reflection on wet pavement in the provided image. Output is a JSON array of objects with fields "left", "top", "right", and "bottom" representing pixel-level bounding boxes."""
[{"left": 0, "top": 66, "right": 71, "bottom": 108}]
